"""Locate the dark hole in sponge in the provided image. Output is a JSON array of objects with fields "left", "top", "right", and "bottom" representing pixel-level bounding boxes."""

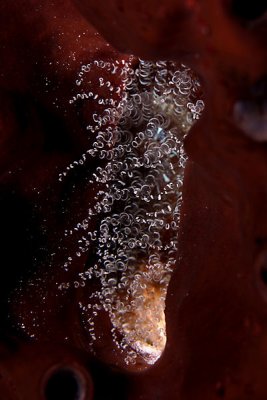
[
  {"left": 216, "top": 384, "right": 226, "bottom": 398},
  {"left": 44, "top": 368, "right": 83, "bottom": 400},
  {"left": 231, "top": 0, "right": 267, "bottom": 21},
  {"left": 260, "top": 263, "right": 267, "bottom": 286}
]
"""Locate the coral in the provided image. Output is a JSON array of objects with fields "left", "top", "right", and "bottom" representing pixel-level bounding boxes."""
[
  {"left": 0, "top": 0, "right": 267, "bottom": 399},
  {"left": 58, "top": 58, "right": 203, "bottom": 365}
]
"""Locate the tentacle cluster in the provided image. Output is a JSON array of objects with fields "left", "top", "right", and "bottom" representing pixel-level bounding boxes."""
[{"left": 61, "top": 58, "right": 204, "bottom": 365}]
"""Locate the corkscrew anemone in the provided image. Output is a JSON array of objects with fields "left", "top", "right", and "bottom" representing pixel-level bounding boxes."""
[{"left": 58, "top": 58, "right": 204, "bottom": 366}]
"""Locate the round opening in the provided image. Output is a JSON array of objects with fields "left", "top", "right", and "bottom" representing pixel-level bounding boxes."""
[
  {"left": 44, "top": 368, "right": 84, "bottom": 400},
  {"left": 216, "top": 385, "right": 226, "bottom": 398},
  {"left": 260, "top": 263, "right": 267, "bottom": 285},
  {"left": 231, "top": 0, "right": 267, "bottom": 21},
  {"left": 255, "top": 251, "right": 267, "bottom": 302}
]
